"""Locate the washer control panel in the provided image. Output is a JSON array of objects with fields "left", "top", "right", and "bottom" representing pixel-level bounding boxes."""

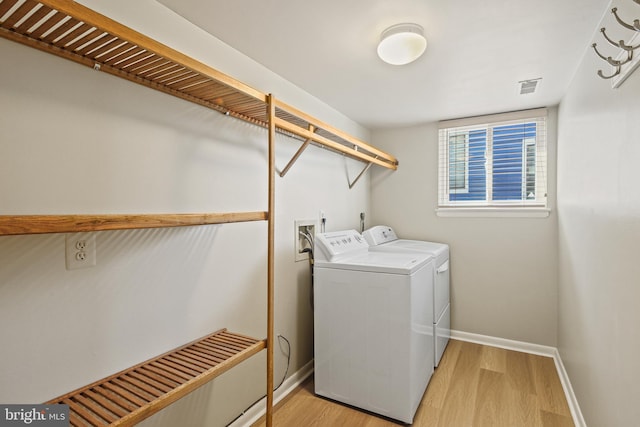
[{"left": 315, "top": 230, "right": 369, "bottom": 261}]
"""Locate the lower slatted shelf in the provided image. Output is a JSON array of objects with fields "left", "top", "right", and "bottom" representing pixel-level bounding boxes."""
[{"left": 46, "top": 329, "right": 266, "bottom": 426}]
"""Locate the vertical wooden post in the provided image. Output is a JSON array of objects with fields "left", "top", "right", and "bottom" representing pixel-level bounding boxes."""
[{"left": 266, "top": 94, "right": 276, "bottom": 427}]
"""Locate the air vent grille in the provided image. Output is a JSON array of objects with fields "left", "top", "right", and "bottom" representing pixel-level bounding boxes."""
[{"left": 519, "top": 78, "right": 541, "bottom": 95}]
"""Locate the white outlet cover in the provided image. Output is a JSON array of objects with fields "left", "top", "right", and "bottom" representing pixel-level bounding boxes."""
[{"left": 65, "top": 232, "right": 96, "bottom": 270}]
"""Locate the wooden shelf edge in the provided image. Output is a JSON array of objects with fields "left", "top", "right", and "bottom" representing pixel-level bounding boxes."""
[
  {"left": 274, "top": 99, "right": 399, "bottom": 166},
  {"left": 0, "top": 26, "right": 265, "bottom": 127},
  {"left": 0, "top": 1, "right": 398, "bottom": 175},
  {"left": 274, "top": 117, "right": 398, "bottom": 170},
  {"left": 38, "top": 0, "right": 267, "bottom": 103},
  {"left": 46, "top": 329, "right": 266, "bottom": 426},
  {"left": 0, "top": 212, "right": 268, "bottom": 236}
]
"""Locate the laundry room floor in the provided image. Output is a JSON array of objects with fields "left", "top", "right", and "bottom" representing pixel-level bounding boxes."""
[{"left": 252, "top": 340, "right": 574, "bottom": 426}]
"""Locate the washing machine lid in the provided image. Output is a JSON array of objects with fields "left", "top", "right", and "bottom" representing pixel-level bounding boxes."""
[
  {"left": 383, "top": 240, "right": 448, "bottom": 256},
  {"left": 364, "top": 226, "right": 449, "bottom": 265},
  {"left": 315, "top": 250, "right": 432, "bottom": 275}
]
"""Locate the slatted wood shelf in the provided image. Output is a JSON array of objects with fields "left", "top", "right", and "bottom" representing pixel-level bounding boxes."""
[
  {"left": 46, "top": 329, "right": 266, "bottom": 427},
  {"left": 0, "top": 0, "right": 398, "bottom": 170},
  {"left": 0, "top": 212, "right": 268, "bottom": 236}
]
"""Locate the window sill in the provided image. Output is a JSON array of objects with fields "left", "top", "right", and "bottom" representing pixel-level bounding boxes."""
[{"left": 436, "top": 207, "right": 550, "bottom": 218}]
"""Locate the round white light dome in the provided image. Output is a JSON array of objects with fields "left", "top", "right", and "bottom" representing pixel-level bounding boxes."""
[{"left": 377, "top": 23, "right": 427, "bottom": 65}]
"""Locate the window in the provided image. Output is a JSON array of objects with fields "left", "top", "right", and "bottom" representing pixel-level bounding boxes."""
[{"left": 438, "top": 109, "right": 547, "bottom": 214}]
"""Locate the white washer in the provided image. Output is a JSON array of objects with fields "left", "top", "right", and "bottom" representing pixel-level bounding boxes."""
[
  {"left": 363, "top": 225, "right": 450, "bottom": 368},
  {"left": 314, "top": 230, "right": 435, "bottom": 424}
]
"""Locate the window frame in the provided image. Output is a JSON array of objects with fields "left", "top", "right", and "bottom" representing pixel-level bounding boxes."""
[{"left": 437, "top": 108, "right": 549, "bottom": 218}]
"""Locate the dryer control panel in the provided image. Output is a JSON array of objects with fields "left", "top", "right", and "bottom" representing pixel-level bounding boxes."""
[
  {"left": 362, "top": 225, "right": 398, "bottom": 246},
  {"left": 314, "top": 230, "right": 369, "bottom": 261}
]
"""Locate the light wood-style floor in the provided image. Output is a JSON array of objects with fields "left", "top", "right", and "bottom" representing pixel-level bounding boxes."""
[{"left": 253, "top": 340, "right": 574, "bottom": 426}]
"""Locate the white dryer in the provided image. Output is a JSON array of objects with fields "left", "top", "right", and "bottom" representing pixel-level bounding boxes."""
[
  {"left": 313, "top": 230, "right": 435, "bottom": 424},
  {"left": 363, "top": 225, "right": 450, "bottom": 368}
]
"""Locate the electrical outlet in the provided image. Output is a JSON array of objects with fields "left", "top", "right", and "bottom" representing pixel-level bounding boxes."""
[
  {"left": 295, "top": 219, "right": 316, "bottom": 262},
  {"left": 66, "top": 232, "right": 96, "bottom": 270}
]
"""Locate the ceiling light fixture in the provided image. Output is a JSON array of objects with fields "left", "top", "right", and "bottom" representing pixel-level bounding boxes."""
[{"left": 377, "top": 23, "right": 427, "bottom": 65}]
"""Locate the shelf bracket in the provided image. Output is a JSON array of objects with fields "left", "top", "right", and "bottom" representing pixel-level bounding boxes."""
[
  {"left": 348, "top": 160, "right": 374, "bottom": 189},
  {"left": 279, "top": 125, "right": 316, "bottom": 177}
]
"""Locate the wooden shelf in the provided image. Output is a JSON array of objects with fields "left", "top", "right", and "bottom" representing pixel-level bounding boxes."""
[
  {"left": 46, "top": 329, "right": 266, "bottom": 427},
  {"left": 0, "top": 212, "right": 268, "bottom": 236},
  {"left": 0, "top": 0, "right": 398, "bottom": 170}
]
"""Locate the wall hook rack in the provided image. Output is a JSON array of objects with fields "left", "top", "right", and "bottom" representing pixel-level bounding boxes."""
[
  {"left": 612, "top": 7, "right": 640, "bottom": 31},
  {"left": 593, "top": 0, "right": 640, "bottom": 87},
  {"left": 597, "top": 66, "right": 622, "bottom": 79},
  {"left": 600, "top": 27, "right": 640, "bottom": 50},
  {"left": 592, "top": 43, "right": 634, "bottom": 66}
]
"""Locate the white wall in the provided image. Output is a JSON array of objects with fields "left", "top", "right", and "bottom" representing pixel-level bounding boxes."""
[
  {"left": 369, "top": 111, "right": 559, "bottom": 347},
  {"left": 556, "top": 22, "right": 640, "bottom": 426},
  {"left": 0, "top": 1, "right": 371, "bottom": 425}
]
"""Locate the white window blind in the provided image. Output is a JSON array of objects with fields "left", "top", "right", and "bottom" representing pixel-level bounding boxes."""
[{"left": 438, "top": 108, "right": 547, "bottom": 210}]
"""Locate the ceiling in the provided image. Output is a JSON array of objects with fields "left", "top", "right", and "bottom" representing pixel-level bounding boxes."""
[{"left": 157, "top": 0, "right": 608, "bottom": 129}]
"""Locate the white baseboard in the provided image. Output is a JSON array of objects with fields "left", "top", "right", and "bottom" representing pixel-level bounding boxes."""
[
  {"left": 451, "top": 330, "right": 585, "bottom": 427},
  {"left": 551, "top": 347, "right": 586, "bottom": 427},
  {"left": 451, "top": 330, "right": 557, "bottom": 357},
  {"left": 227, "top": 359, "right": 314, "bottom": 427}
]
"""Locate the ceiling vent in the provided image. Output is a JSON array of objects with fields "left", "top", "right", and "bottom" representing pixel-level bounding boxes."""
[{"left": 519, "top": 78, "right": 541, "bottom": 95}]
